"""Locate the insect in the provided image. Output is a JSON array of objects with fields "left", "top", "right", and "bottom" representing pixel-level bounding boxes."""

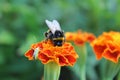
[{"left": 45, "top": 20, "right": 65, "bottom": 46}]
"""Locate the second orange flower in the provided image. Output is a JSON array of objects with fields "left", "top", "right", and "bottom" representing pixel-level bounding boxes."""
[
  {"left": 91, "top": 31, "right": 120, "bottom": 63},
  {"left": 65, "top": 30, "right": 96, "bottom": 46}
]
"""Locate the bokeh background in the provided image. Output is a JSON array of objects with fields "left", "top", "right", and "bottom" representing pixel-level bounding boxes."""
[{"left": 0, "top": 0, "right": 120, "bottom": 80}]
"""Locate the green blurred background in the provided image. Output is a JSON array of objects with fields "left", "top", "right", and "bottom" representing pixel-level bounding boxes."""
[{"left": 0, "top": 0, "right": 120, "bottom": 80}]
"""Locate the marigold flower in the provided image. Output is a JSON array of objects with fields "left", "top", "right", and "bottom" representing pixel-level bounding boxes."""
[
  {"left": 25, "top": 40, "right": 78, "bottom": 66},
  {"left": 65, "top": 30, "right": 96, "bottom": 46},
  {"left": 65, "top": 30, "right": 96, "bottom": 80},
  {"left": 91, "top": 31, "right": 120, "bottom": 63}
]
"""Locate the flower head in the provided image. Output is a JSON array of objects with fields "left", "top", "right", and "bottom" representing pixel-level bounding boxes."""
[
  {"left": 25, "top": 40, "right": 78, "bottom": 66},
  {"left": 91, "top": 31, "right": 120, "bottom": 63},
  {"left": 65, "top": 30, "right": 96, "bottom": 46}
]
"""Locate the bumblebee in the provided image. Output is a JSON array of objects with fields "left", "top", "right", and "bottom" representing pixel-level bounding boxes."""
[
  {"left": 33, "top": 20, "right": 64, "bottom": 60},
  {"left": 45, "top": 20, "right": 65, "bottom": 46}
]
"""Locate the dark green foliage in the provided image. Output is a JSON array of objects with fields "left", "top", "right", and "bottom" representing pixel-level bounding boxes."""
[{"left": 0, "top": 0, "right": 120, "bottom": 80}]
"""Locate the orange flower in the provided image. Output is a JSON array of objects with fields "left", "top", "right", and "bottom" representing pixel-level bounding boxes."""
[
  {"left": 91, "top": 31, "right": 120, "bottom": 63},
  {"left": 25, "top": 40, "right": 78, "bottom": 66},
  {"left": 65, "top": 30, "right": 96, "bottom": 46}
]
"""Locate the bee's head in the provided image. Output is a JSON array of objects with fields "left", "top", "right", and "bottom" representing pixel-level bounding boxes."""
[{"left": 54, "top": 30, "right": 64, "bottom": 38}]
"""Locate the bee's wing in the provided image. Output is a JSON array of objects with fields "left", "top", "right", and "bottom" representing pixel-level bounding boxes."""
[
  {"left": 45, "top": 20, "right": 62, "bottom": 33},
  {"left": 53, "top": 20, "right": 61, "bottom": 31},
  {"left": 45, "top": 20, "right": 56, "bottom": 33}
]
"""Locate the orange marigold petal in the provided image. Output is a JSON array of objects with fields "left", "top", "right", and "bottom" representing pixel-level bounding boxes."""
[
  {"left": 65, "top": 55, "right": 77, "bottom": 66},
  {"left": 63, "top": 43, "right": 74, "bottom": 52},
  {"left": 106, "top": 41, "right": 117, "bottom": 51},
  {"left": 38, "top": 53, "right": 51, "bottom": 64},
  {"left": 86, "top": 33, "right": 96, "bottom": 42},
  {"left": 93, "top": 45, "right": 107, "bottom": 59},
  {"left": 103, "top": 49, "right": 120, "bottom": 63},
  {"left": 25, "top": 49, "right": 34, "bottom": 60},
  {"left": 74, "top": 39, "right": 85, "bottom": 46},
  {"left": 31, "top": 42, "right": 43, "bottom": 49},
  {"left": 65, "top": 32, "right": 76, "bottom": 41},
  {"left": 55, "top": 54, "right": 69, "bottom": 66},
  {"left": 42, "top": 49, "right": 53, "bottom": 57}
]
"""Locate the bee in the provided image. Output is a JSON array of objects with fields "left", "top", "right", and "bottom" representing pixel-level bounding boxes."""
[
  {"left": 45, "top": 20, "right": 65, "bottom": 46},
  {"left": 33, "top": 20, "right": 65, "bottom": 59}
]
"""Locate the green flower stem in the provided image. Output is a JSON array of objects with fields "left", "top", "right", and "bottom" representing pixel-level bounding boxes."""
[
  {"left": 117, "top": 71, "right": 120, "bottom": 80},
  {"left": 74, "top": 44, "right": 87, "bottom": 80},
  {"left": 44, "top": 62, "right": 61, "bottom": 80},
  {"left": 101, "top": 60, "right": 120, "bottom": 80}
]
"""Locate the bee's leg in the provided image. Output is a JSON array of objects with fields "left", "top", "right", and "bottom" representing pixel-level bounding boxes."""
[
  {"left": 44, "top": 32, "right": 49, "bottom": 41},
  {"left": 44, "top": 32, "right": 48, "bottom": 37}
]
